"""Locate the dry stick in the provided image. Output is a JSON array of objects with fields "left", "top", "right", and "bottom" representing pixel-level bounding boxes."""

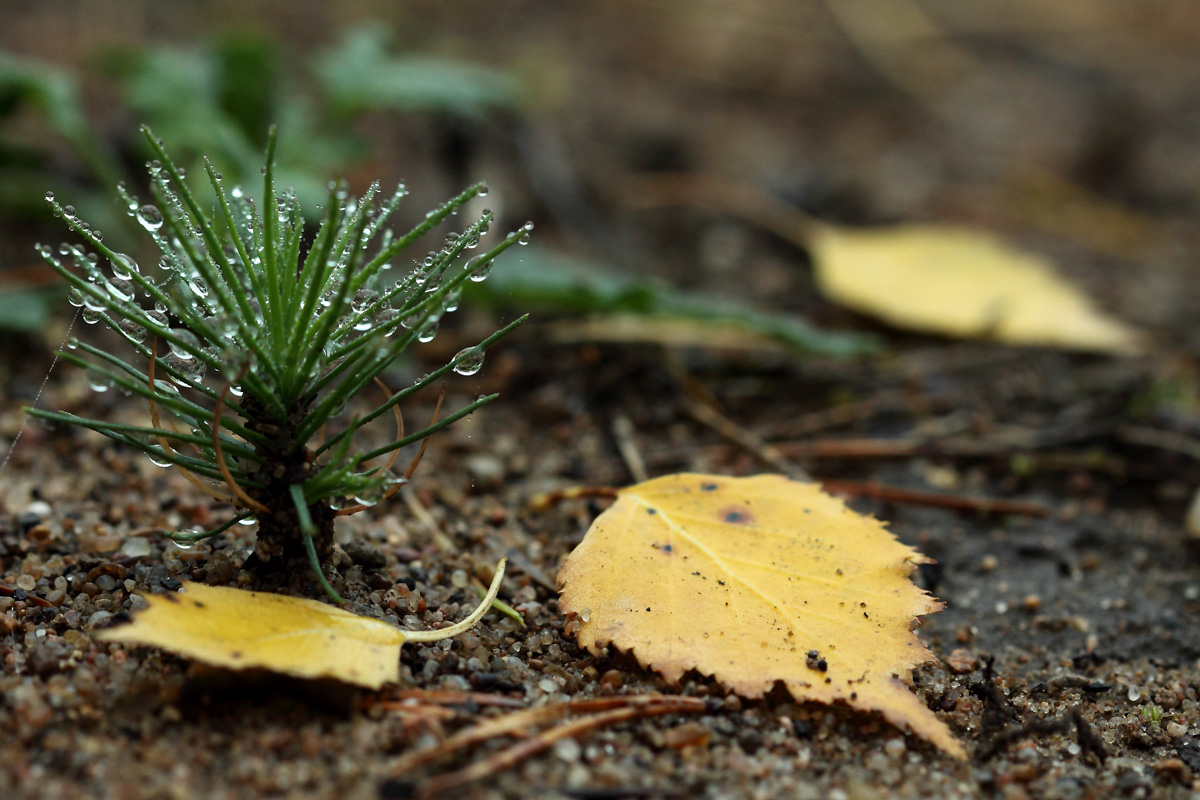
[
  {"left": 611, "top": 414, "right": 649, "bottom": 483},
  {"left": 333, "top": 377, "right": 406, "bottom": 517},
  {"left": 211, "top": 367, "right": 270, "bottom": 515},
  {"left": 619, "top": 172, "right": 816, "bottom": 245},
  {"left": 1116, "top": 424, "right": 1200, "bottom": 462},
  {"left": 0, "top": 585, "right": 53, "bottom": 607},
  {"left": 527, "top": 485, "right": 620, "bottom": 513},
  {"left": 820, "top": 479, "right": 1052, "bottom": 517},
  {"left": 403, "top": 488, "right": 458, "bottom": 554},
  {"left": 387, "top": 689, "right": 527, "bottom": 710},
  {"left": 418, "top": 697, "right": 707, "bottom": 797},
  {"left": 147, "top": 341, "right": 236, "bottom": 505},
  {"left": 389, "top": 696, "right": 700, "bottom": 778},
  {"left": 682, "top": 396, "right": 810, "bottom": 480}
]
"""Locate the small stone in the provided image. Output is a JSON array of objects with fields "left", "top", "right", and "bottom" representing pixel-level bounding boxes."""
[
  {"left": 1168, "top": 722, "right": 1189, "bottom": 738},
  {"left": 120, "top": 537, "right": 152, "bottom": 558},
  {"left": 552, "top": 737, "right": 582, "bottom": 762},
  {"left": 1021, "top": 594, "right": 1041, "bottom": 613},
  {"left": 343, "top": 541, "right": 386, "bottom": 570},
  {"left": 946, "top": 649, "right": 978, "bottom": 674},
  {"left": 85, "top": 611, "right": 114, "bottom": 629},
  {"left": 599, "top": 669, "right": 623, "bottom": 689},
  {"left": 884, "top": 738, "right": 907, "bottom": 758},
  {"left": 465, "top": 455, "right": 505, "bottom": 491},
  {"left": 664, "top": 721, "right": 710, "bottom": 750},
  {"left": 1153, "top": 757, "right": 1192, "bottom": 783},
  {"left": 95, "top": 575, "right": 118, "bottom": 592},
  {"left": 15, "top": 575, "right": 36, "bottom": 592}
]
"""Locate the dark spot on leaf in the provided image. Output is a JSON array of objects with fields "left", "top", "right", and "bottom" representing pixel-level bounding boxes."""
[
  {"left": 230, "top": 651, "right": 242, "bottom": 659},
  {"left": 192, "top": 600, "right": 205, "bottom": 608},
  {"left": 717, "top": 580, "right": 726, "bottom": 586},
  {"left": 161, "top": 592, "right": 180, "bottom": 603},
  {"left": 663, "top": 544, "right": 673, "bottom": 554},
  {"left": 720, "top": 506, "right": 754, "bottom": 525},
  {"left": 646, "top": 508, "right": 657, "bottom": 515},
  {"left": 646, "top": 607, "right": 651, "bottom": 612},
  {"left": 701, "top": 483, "right": 719, "bottom": 492}
]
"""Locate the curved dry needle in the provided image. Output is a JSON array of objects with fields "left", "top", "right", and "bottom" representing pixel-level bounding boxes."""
[
  {"left": 147, "top": 341, "right": 236, "bottom": 504},
  {"left": 405, "top": 387, "right": 445, "bottom": 480},
  {"left": 334, "top": 377, "right": 406, "bottom": 517},
  {"left": 212, "top": 366, "right": 270, "bottom": 515}
]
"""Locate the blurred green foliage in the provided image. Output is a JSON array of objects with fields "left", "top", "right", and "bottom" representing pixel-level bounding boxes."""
[
  {"left": 469, "top": 247, "right": 880, "bottom": 356},
  {"left": 0, "top": 25, "right": 523, "bottom": 332}
]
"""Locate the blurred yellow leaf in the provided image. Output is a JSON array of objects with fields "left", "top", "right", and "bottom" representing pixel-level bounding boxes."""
[
  {"left": 96, "top": 559, "right": 507, "bottom": 689},
  {"left": 558, "top": 474, "right": 964, "bottom": 758},
  {"left": 810, "top": 224, "right": 1144, "bottom": 353}
]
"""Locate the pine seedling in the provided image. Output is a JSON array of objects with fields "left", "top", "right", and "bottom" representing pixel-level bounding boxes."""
[{"left": 28, "top": 126, "right": 529, "bottom": 601}]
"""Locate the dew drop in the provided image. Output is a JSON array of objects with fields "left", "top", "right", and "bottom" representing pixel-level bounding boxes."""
[
  {"left": 136, "top": 205, "right": 164, "bottom": 232},
  {"left": 467, "top": 256, "right": 493, "bottom": 283},
  {"left": 87, "top": 368, "right": 113, "bottom": 393},
  {"left": 417, "top": 319, "right": 439, "bottom": 343},
  {"left": 109, "top": 253, "right": 139, "bottom": 279},
  {"left": 452, "top": 346, "right": 484, "bottom": 376}
]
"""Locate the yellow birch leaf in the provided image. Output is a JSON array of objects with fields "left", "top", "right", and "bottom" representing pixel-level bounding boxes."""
[
  {"left": 809, "top": 223, "right": 1144, "bottom": 353},
  {"left": 95, "top": 558, "right": 507, "bottom": 690},
  {"left": 557, "top": 474, "right": 964, "bottom": 758}
]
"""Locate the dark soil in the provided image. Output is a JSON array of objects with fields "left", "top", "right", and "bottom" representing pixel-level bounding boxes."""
[{"left": 4, "top": 3, "right": 1200, "bottom": 799}]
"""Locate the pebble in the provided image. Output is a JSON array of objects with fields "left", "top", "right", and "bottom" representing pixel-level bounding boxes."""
[
  {"left": 552, "top": 737, "right": 582, "bottom": 762},
  {"left": 121, "top": 537, "right": 152, "bottom": 558},
  {"left": 1168, "top": 721, "right": 1189, "bottom": 738}
]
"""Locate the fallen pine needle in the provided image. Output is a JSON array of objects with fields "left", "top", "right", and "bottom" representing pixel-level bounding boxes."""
[{"left": 414, "top": 695, "right": 707, "bottom": 797}]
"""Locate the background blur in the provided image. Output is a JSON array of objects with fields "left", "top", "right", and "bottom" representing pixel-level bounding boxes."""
[{"left": 1, "top": 0, "right": 1198, "bottom": 352}]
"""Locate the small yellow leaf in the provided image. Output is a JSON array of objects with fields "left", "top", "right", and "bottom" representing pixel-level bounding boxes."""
[
  {"left": 96, "top": 559, "right": 507, "bottom": 690},
  {"left": 810, "top": 223, "right": 1144, "bottom": 353},
  {"left": 557, "top": 474, "right": 964, "bottom": 758}
]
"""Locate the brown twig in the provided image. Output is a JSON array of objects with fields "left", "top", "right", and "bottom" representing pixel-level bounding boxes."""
[
  {"left": 388, "top": 690, "right": 527, "bottom": 710},
  {"left": 611, "top": 415, "right": 649, "bottom": 483},
  {"left": 682, "top": 396, "right": 809, "bottom": 480},
  {"left": 618, "top": 172, "right": 816, "bottom": 245},
  {"left": 417, "top": 696, "right": 706, "bottom": 797},
  {"left": 0, "top": 585, "right": 53, "bottom": 607},
  {"left": 527, "top": 485, "right": 621, "bottom": 513},
  {"left": 820, "top": 479, "right": 1052, "bottom": 517}
]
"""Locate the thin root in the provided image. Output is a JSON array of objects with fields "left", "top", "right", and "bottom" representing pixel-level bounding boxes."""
[{"left": 212, "top": 366, "right": 269, "bottom": 515}]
